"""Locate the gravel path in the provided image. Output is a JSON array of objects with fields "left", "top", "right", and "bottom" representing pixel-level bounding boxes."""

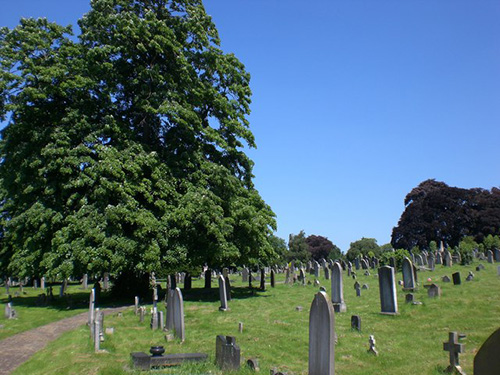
[{"left": 0, "top": 306, "right": 129, "bottom": 375}]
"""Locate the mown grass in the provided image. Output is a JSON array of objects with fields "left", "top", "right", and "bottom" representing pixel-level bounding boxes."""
[{"left": 6, "top": 260, "right": 500, "bottom": 375}]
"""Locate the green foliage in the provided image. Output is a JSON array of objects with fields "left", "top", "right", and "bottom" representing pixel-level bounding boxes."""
[
  {"left": 379, "top": 243, "right": 393, "bottom": 253},
  {"left": 429, "top": 240, "right": 438, "bottom": 252},
  {"left": 379, "top": 248, "right": 410, "bottom": 271},
  {"left": 267, "top": 234, "right": 288, "bottom": 265},
  {"left": 286, "top": 230, "right": 310, "bottom": 263},
  {"left": 482, "top": 234, "right": 500, "bottom": 251},
  {"left": 0, "top": 1, "right": 276, "bottom": 283},
  {"left": 345, "top": 237, "right": 380, "bottom": 261}
]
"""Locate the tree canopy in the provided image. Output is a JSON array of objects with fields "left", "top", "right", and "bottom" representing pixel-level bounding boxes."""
[
  {"left": 305, "top": 234, "right": 341, "bottom": 261},
  {"left": 0, "top": 0, "right": 276, "bottom": 282},
  {"left": 391, "top": 179, "right": 500, "bottom": 250},
  {"left": 345, "top": 237, "right": 380, "bottom": 261}
]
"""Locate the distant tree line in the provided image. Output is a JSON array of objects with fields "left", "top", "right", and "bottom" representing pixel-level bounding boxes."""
[{"left": 391, "top": 179, "right": 500, "bottom": 250}]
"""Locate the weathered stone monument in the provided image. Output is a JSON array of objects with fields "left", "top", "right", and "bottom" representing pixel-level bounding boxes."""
[
  {"left": 308, "top": 291, "right": 335, "bottom": 375},
  {"left": 378, "top": 266, "right": 398, "bottom": 314},
  {"left": 215, "top": 335, "right": 240, "bottom": 371},
  {"left": 427, "top": 283, "right": 441, "bottom": 298},
  {"left": 331, "top": 262, "right": 346, "bottom": 313},
  {"left": 351, "top": 315, "right": 361, "bottom": 331},
  {"left": 443, "top": 331, "right": 466, "bottom": 375},
  {"left": 218, "top": 275, "right": 229, "bottom": 311},
  {"left": 402, "top": 257, "right": 416, "bottom": 291}
]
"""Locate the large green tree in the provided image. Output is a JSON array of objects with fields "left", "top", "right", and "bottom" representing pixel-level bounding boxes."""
[
  {"left": 345, "top": 237, "right": 380, "bottom": 261},
  {"left": 0, "top": 0, "right": 276, "bottom": 284}
]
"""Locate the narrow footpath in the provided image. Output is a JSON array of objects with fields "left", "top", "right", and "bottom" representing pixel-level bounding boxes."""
[{"left": 0, "top": 306, "right": 128, "bottom": 375}]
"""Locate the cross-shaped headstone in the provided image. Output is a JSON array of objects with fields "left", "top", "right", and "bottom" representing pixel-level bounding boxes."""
[{"left": 443, "top": 332, "right": 466, "bottom": 374}]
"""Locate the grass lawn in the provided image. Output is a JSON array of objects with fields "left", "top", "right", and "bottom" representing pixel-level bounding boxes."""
[{"left": 5, "top": 260, "right": 500, "bottom": 375}]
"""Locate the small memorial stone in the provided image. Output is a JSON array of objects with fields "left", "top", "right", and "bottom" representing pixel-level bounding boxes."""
[
  {"left": 452, "top": 272, "right": 461, "bottom": 285},
  {"left": 442, "top": 275, "right": 451, "bottom": 283},
  {"left": 246, "top": 358, "right": 259, "bottom": 372},
  {"left": 405, "top": 293, "right": 414, "bottom": 303},
  {"left": 427, "top": 283, "right": 441, "bottom": 298},
  {"left": 351, "top": 315, "right": 361, "bottom": 331}
]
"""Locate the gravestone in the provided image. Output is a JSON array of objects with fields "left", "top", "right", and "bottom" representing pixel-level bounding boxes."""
[
  {"left": 59, "top": 279, "right": 67, "bottom": 297},
  {"left": 218, "top": 275, "right": 229, "bottom": 311},
  {"left": 452, "top": 272, "right": 461, "bottom": 285},
  {"left": 331, "top": 262, "right": 346, "bottom": 313},
  {"left": 260, "top": 269, "right": 266, "bottom": 290},
  {"left": 351, "top": 315, "right": 361, "bottom": 331},
  {"left": 354, "top": 258, "right": 360, "bottom": 270},
  {"left": 88, "top": 288, "right": 96, "bottom": 328},
  {"left": 225, "top": 274, "right": 232, "bottom": 301},
  {"left": 355, "top": 284, "right": 361, "bottom": 297},
  {"left": 427, "top": 283, "right": 441, "bottom": 298},
  {"left": 242, "top": 267, "right": 249, "bottom": 283},
  {"left": 443, "top": 331, "right": 466, "bottom": 375},
  {"left": 324, "top": 266, "right": 330, "bottom": 280},
  {"left": 204, "top": 269, "right": 212, "bottom": 289},
  {"left": 465, "top": 271, "right": 474, "bottom": 281},
  {"left": 494, "top": 249, "right": 500, "bottom": 262},
  {"left": 402, "top": 257, "right": 416, "bottom": 291},
  {"left": 40, "top": 276, "right": 45, "bottom": 290},
  {"left": 487, "top": 250, "right": 494, "bottom": 263},
  {"left": 405, "top": 293, "right": 414, "bottom": 303},
  {"left": 5, "top": 302, "right": 16, "bottom": 319},
  {"left": 134, "top": 296, "right": 139, "bottom": 315},
  {"left": 33, "top": 279, "right": 38, "bottom": 289},
  {"left": 428, "top": 256, "right": 435, "bottom": 271},
  {"left": 285, "top": 267, "right": 291, "bottom": 284},
  {"left": 299, "top": 268, "right": 306, "bottom": 285},
  {"left": 172, "top": 287, "right": 185, "bottom": 342},
  {"left": 270, "top": 269, "right": 275, "bottom": 288},
  {"left": 308, "top": 291, "right": 335, "bottom": 375},
  {"left": 378, "top": 266, "right": 398, "bottom": 315},
  {"left": 82, "top": 274, "right": 88, "bottom": 290},
  {"left": 166, "top": 288, "right": 175, "bottom": 330},
  {"left": 139, "top": 306, "right": 146, "bottom": 323},
  {"left": 444, "top": 251, "right": 453, "bottom": 267},
  {"left": 442, "top": 275, "right": 451, "bottom": 283},
  {"left": 215, "top": 335, "right": 240, "bottom": 371},
  {"left": 474, "top": 327, "right": 500, "bottom": 375},
  {"left": 436, "top": 252, "right": 442, "bottom": 265},
  {"left": 313, "top": 261, "right": 320, "bottom": 278}
]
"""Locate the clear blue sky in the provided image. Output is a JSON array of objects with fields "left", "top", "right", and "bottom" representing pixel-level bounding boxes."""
[{"left": 1, "top": 1, "right": 499, "bottom": 252}]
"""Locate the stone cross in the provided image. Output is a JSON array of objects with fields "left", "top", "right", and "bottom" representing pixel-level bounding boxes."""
[
  {"left": 218, "top": 275, "right": 229, "bottom": 311},
  {"left": 443, "top": 332, "right": 466, "bottom": 374},
  {"left": 367, "top": 335, "right": 378, "bottom": 356},
  {"left": 308, "top": 291, "right": 335, "bottom": 375}
]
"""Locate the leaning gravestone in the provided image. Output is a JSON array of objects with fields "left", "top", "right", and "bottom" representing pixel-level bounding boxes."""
[
  {"left": 378, "top": 266, "right": 398, "bottom": 314},
  {"left": 474, "top": 327, "right": 500, "bottom": 375},
  {"left": 331, "top": 262, "right": 346, "bottom": 313},
  {"left": 309, "top": 291, "right": 335, "bottom": 375},
  {"left": 402, "top": 257, "right": 416, "bottom": 291},
  {"left": 218, "top": 275, "right": 229, "bottom": 311},
  {"left": 172, "top": 287, "right": 185, "bottom": 342}
]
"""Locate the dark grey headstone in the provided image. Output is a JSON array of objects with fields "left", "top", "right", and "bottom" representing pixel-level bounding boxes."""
[
  {"left": 350, "top": 315, "right": 361, "bottom": 331},
  {"left": 474, "top": 327, "right": 500, "bottom": 375},
  {"left": 452, "top": 272, "right": 461, "bottom": 285},
  {"left": 215, "top": 335, "right": 240, "bottom": 371}
]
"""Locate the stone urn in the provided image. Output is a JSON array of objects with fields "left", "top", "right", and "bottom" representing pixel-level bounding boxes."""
[{"left": 150, "top": 346, "right": 165, "bottom": 357}]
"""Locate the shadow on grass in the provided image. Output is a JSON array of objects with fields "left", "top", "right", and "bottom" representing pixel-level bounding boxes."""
[
  {"left": 0, "top": 289, "right": 131, "bottom": 312},
  {"left": 179, "top": 286, "right": 270, "bottom": 303}
]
